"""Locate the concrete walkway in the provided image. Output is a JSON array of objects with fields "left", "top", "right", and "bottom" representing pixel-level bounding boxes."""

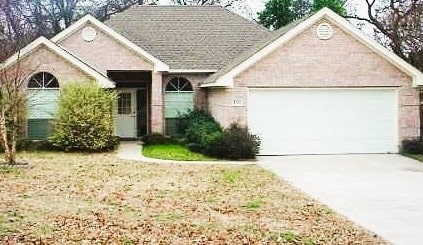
[
  {"left": 116, "top": 141, "right": 254, "bottom": 165},
  {"left": 258, "top": 154, "right": 423, "bottom": 245}
]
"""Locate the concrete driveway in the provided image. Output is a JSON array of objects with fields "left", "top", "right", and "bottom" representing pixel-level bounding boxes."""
[{"left": 258, "top": 154, "right": 423, "bottom": 245}]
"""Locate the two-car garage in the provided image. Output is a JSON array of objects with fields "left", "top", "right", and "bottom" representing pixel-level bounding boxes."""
[
  {"left": 206, "top": 9, "right": 423, "bottom": 155},
  {"left": 247, "top": 89, "right": 399, "bottom": 155}
]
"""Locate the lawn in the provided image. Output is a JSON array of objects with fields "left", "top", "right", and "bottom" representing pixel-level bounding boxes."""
[
  {"left": 0, "top": 152, "right": 386, "bottom": 244},
  {"left": 142, "top": 144, "right": 216, "bottom": 161}
]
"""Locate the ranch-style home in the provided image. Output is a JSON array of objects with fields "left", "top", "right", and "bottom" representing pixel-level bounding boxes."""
[{"left": 2, "top": 6, "right": 423, "bottom": 155}]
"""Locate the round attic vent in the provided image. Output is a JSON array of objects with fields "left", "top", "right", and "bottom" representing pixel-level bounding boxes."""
[
  {"left": 316, "top": 23, "right": 333, "bottom": 40},
  {"left": 82, "top": 26, "right": 97, "bottom": 42}
]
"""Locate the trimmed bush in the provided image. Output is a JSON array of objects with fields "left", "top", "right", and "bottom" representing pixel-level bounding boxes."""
[
  {"left": 402, "top": 139, "right": 423, "bottom": 154},
  {"left": 178, "top": 110, "right": 260, "bottom": 160},
  {"left": 178, "top": 110, "right": 223, "bottom": 152},
  {"left": 210, "top": 123, "right": 261, "bottom": 160},
  {"left": 49, "top": 83, "right": 118, "bottom": 152}
]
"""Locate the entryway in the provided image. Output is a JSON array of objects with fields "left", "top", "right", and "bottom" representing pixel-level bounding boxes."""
[
  {"left": 109, "top": 71, "right": 151, "bottom": 139},
  {"left": 117, "top": 88, "right": 137, "bottom": 138}
]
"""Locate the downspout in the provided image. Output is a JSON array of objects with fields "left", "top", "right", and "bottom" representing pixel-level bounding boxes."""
[{"left": 204, "top": 87, "right": 210, "bottom": 113}]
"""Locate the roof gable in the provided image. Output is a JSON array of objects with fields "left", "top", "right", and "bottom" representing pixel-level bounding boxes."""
[
  {"left": 51, "top": 14, "right": 170, "bottom": 72},
  {"left": 203, "top": 8, "right": 423, "bottom": 88},
  {"left": 59, "top": 22, "right": 155, "bottom": 74},
  {"left": 1, "top": 37, "right": 115, "bottom": 88}
]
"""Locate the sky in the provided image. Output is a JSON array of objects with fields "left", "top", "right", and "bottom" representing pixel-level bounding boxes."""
[{"left": 157, "top": 0, "right": 369, "bottom": 20}]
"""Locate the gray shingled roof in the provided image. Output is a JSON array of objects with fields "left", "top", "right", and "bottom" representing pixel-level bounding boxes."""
[
  {"left": 105, "top": 5, "right": 272, "bottom": 70},
  {"left": 203, "top": 16, "right": 309, "bottom": 84}
]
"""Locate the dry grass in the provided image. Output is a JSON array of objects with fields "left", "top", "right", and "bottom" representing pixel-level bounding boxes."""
[{"left": 0, "top": 152, "right": 386, "bottom": 244}]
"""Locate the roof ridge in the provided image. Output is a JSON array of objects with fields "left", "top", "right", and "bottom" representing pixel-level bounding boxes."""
[{"left": 105, "top": 4, "right": 273, "bottom": 70}]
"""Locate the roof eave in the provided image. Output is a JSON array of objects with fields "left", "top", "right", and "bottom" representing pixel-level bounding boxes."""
[
  {"left": 207, "top": 7, "right": 423, "bottom": 88},
  {"left": 200, "top": 76, "right": 233, "bottom": 88},
  {"left": 169, "top": 69, "right": 218, "bottom": 74},
  {"left": 414, "top": 76, "right": 423, "bottom": 87},
  {"left": 1, "top": 36, "right": 116, "bottom": 88},
  {"left": 322, "top": 8, "right": 423, "bottom": 87}
]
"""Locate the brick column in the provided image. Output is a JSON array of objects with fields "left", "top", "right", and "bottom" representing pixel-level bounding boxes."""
[{"left": 151, "top": 72, "right": 164, "bottom": 133}]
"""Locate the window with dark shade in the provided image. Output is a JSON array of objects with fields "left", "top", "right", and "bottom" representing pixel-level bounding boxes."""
[{"left": 27, "top": 72, "right": 60, "bottom": 140}]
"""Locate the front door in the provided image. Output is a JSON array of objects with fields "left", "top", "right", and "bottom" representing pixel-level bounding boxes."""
[{"left": 117, "top": 89, "right": 137, "bottom": 138}]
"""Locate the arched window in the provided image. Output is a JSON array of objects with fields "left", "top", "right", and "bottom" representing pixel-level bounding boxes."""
[
  {"left": 27, "top": 72, "right": 60, "bottom": 140},
  {"left": 164, "top": 77, "right": 194, "bottom": 135},
  {"left": 28, "top": 72, "right": 59, "bottom": 89},
  {"left": 165, "top": 77, "right": 193, "bottom": 92}
]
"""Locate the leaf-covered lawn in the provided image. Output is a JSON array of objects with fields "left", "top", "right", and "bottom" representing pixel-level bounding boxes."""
[
  {"left": 0, "top": 152, "right": 386, "bottom": 244},
  {"left": 142, "top": 144, "right": 216, "bottom": 161}
]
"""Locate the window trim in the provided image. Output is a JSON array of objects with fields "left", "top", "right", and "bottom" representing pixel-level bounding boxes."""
[
  {"left": 164, "top": 77, "right": 195, "bottom": 121},
  {"left": 165, "top": 77, "right": 194, "bottom": 92},
  {"left": 27, "top": 72, "right": 60, "bottom": 89}
]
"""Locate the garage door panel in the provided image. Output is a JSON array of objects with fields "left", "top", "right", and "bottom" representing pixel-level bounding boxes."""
[
  {"left": 248, "top": 89, "right": 398, "bottom": 155},
  {"left": 258, "top": 139, "right": 397, "bottom": 155},
  {"left": 251, "top": 123, "right": 393, "bottom": 139}
]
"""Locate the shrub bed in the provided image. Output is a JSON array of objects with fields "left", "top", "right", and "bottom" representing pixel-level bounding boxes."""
[
  {"left": 178, "top": 110, "right": 222, "bottom": 153},
  {"left": 402, "top": 138, "right": 423, "bottom": 154},
  {"left": 141, "top": 133, "right": 176, "bottom": 146},
  {"left": 17, "top": 140, "right": 58, "bottom": 152},
  {"left": 177, "top": 110, "right": 260, "bottom": 160},
  {"left": 210, "top": 123, "right": 261, "bottom": 160}
]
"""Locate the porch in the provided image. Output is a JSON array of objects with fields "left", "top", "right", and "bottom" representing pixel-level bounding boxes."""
[{"left": 108, "top": 71, "right": 163, "bottom": 139}]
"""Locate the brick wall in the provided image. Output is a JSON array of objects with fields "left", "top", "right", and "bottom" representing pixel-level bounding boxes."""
[
  {"left": 208, "top": 18, "right": 420, "bottom": 141},
  {"left": 60, "top": 23, "right": 153, "bottom": 74},
  {"left": 20, "top": 46, "right": 92, "bottom": 85}
]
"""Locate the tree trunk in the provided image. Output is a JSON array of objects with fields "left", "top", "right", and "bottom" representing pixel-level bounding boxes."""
[
  {"left": 4, "top": 149, "right": 16, "bottom": 165},
  {"left": 0, "top": 112, "right": 16, "bottom": 165}
]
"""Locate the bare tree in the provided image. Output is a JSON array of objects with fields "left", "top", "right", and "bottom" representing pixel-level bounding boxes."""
[
  {"left": 171, "top": 0, "right": 241, "bottom": 8},
  {"left": 93, "top": 0, "right": 158, "bottom": 21},
  {"left": 0, "top": 0, "right": 40, "bottom": 59},
  {"left": 347, "top": 0, "right": 423, "bottom": 72},
  {"left": 0, "top": 0, "right": 156, "bottom": 54},
  {"left": 0, "top": 1, "right": 36, "bottom": 165},
  {"left": 0, "top": 59, "right": 29, "bottom": 165}
]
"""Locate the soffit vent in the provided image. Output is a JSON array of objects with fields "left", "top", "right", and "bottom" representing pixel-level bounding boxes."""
[
  {"left": 317, "top": 23, "right": 333, "bottom": 40},
  {"left": 82, "top": 26, "right": 97, "bottom": 42}
]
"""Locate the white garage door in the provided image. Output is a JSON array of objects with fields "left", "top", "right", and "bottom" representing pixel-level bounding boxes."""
[{"left": 248, "top": 89, "right": 398, "bottom": 155}]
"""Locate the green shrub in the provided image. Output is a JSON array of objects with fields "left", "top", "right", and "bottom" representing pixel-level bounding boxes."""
[
  {"left": 401, "top": 139, "right": 423, "bottom": 154},
  {"left": 178, "top": 111, "right": 260, "bottom": 160},
  {"left": 49, "top": 83, "right": 118, "bottom": 152},
  {"left": 178, "top": 110, "right": 223, "bottom": 152},
  {"left": 210, "top": 123, "right": 261, "bottom": 160},
  {"left": 141, "top": 133, "right": 176, "bottom": 146}
]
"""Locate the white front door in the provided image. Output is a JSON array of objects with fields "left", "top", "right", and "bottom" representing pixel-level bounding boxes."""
[{"left": 117, "top": 89, "right": 137, "bottom": 138}]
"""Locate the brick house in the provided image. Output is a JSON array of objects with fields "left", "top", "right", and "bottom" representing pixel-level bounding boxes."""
[{"left": 2, "top": 6, "right": 423, "bottom": 155}]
